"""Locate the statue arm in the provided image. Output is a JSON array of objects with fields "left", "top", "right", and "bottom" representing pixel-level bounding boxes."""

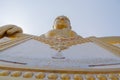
[{"left": 44, "top": 30, "right": 56, "bottom": 38}]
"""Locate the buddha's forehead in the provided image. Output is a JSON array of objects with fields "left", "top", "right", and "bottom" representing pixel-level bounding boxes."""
[{"left": 55, "top": 16, "right": 70, "bottom": 22}]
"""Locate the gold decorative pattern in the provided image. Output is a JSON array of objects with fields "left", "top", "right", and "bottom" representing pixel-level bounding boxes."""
[
  {"left": 0, "top": 70, "right": 10, "bottom": 76},
  {"left": 97, "top": 74, "right": 107, "bottom": 80},
  {"left": 0, "top": 70, "right": 119, "bottom": 80},
  {"left": 23, "top": 72, "right": 33, "bottom": 78},
  {"left": 11, "top": 71, "right": 22, "bottom": 77},
  {"left": 74, "top": 74, "right": 83, "bottom": 80},
  {"left": 47, "top": 73, "right": 58, "bottom": 79},
  {"left": 35, "top": 72, "right": 45, "bottom": 79},
  {"left": 109, "top": 74, "right": 119, "bottom": 80},
  {"left": 86, "top": 74, "right": 95, "bottom": 80},
  {"left": 34, "top": 35, "right": 90, "bottom": 50},
  {"left": 61, "top": 74, "right": 70, "bottom": 80}
]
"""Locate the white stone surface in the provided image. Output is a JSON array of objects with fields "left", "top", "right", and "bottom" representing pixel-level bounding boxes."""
[
  {"left": 0, "top": 39, "right": 120, "bottom": 69},
  {"left": 0, "top": 37, "right": 11, "bottom": 43},
  {"left": 114, "top": 43, "right": 120, "bottom": 48}
]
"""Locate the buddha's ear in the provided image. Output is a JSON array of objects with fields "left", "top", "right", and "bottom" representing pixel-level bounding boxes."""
[
  {"left": 53, "top": 26, "right": 55, "bottom": 29},
  {"left": 70, "top": 26, "right": 72, "bottom": 29},
  {"left": 67, "top": 26, "right": 72, "bottom": 29}
]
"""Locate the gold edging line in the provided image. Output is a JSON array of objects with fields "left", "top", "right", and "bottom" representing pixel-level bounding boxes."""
[
  {"left": 0, "top": 65, "right": 120, "bottom": 74},
  {"left": 0, "top": 35, "right": 33, "bottom": 51},
  {"left": 89, "top": 37, "right": 120, "bottom": 57}
]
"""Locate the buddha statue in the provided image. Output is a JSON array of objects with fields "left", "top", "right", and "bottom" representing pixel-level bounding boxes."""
[
  {"left": 0, "top": 16, "right": 79, "bottom": 41},
  {"left": 44, "top": 16, "right": 78, "bottom": 39}
]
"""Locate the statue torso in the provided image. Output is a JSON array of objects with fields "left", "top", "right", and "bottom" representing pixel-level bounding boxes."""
[{"left": 45, "top": 28, "right": 77, "bottom": 38}]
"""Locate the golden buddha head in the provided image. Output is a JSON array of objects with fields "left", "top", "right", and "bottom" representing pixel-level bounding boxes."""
[{"left": 53, "top": 16, "right": 71, "bottom": 29}]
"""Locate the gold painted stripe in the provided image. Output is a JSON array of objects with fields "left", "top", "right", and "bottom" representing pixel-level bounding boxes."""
[{"left": 89, "top": 37, "right": 120, "bottom": 57}]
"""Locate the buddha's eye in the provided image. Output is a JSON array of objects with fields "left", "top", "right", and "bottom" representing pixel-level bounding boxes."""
[
  {"left": 61, "top": 18, "right": 64, "bottom": 21},
  {"left": 56, "top": 17, "right": 60, "bottom": 20}
]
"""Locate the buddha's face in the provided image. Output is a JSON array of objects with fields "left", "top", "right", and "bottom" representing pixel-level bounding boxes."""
[{"left": 53, "top": 16, "right": 71, "bottom": 29}]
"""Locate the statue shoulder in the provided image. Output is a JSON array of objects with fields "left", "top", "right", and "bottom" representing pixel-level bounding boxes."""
[
  {"left": 60, "top": 28, "right": 76, "bottom": 37},
  {"left": 44, "top": 29, "right": 57, "bottom": 38},
  {"left": 68, "top": 30, "right": 77, "bottom": 37}
]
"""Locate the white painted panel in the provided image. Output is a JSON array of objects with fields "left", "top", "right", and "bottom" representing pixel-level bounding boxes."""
[
  {"left": 0, "top": 39, "right": 120, "bottom": 68},
  {"left": 0, "top": 37, "right": 11, "bottom": 43}
]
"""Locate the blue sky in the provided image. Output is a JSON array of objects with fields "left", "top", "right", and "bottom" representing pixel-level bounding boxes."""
[{"left": 0, "top": 0, "right": 120, "bottom": 37}]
